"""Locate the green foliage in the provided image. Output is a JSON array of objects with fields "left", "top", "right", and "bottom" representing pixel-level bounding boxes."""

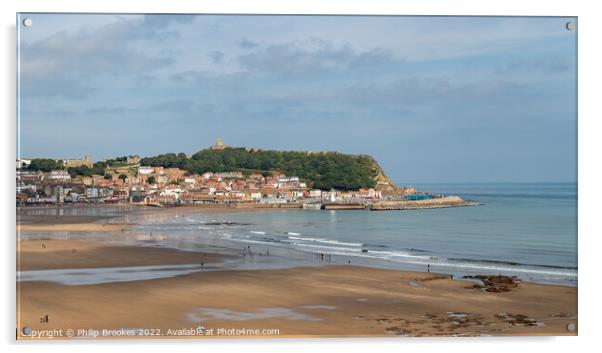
[
  {"left": 27, "top": 159, "right": 63, "bottom": 172},
  {"left": 68, "top": 166, "right": 92, "bottom": 177},
  {"left": 147, "top": 176, "right": 156, "bottom": 184},
  {"left": 92, "top": 164, "right": 106, "bottom": 176},
  {"left": 140, "top": 153, "right": 188, "bottom": 169},
  {"left": 118, "top": 173, "right": 128, "bottom": 181},
  {"left": 103, "top": 156, "right": 130, "bottom": 167},
  {"left": 67, "top": 163, "right": 105, "bottom": 178},
  {"left": 141, "top": 148, "right": 377, "bottom": 191},
  {"left": 104, "top": 173, "right": 113, "bottom": 180}
]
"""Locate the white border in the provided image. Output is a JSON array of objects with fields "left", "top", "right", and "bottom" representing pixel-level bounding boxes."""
[{"left": 2, "top": 1, "right": 600, "bottom": 352}]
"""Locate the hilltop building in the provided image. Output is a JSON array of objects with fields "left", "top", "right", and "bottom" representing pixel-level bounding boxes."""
[
  {"left": 210, "top": 138, "right": 227, "bottom": 150},
  {"left": 126, "top": 155, "right": 141, "bottom": 164},
  {"left": 63, "top": 155, "right": 93, "bottom": 168}
]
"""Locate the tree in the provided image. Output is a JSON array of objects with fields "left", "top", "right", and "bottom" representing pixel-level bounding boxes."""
[
  {"left": 146, "top": 176, "right": 156, "bottom": 184},
  {"left": 91, "top": 162, "right": 106, "bottom": 176},
  {"left": 27, "top": 159, "right": 63, "bottom": 172},
  {"left": 67, "top": 166, "right": 92, "bottom": 178},
  {"left": 104, "top": 173, "right": 113, "bottom": 180},
  {"left": 118, "top": 174, "right": 128, "bottom": 182}
]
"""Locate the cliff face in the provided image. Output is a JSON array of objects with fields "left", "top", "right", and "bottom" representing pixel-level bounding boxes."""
[{"left": 361, "top": 155, "right": 399, "bottom": 193}]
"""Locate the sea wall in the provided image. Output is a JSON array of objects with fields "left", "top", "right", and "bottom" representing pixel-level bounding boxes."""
[
  {"left": 322, "top": 202, "right": 366, "bottom": 210},
  {"left": 370, "top": 196, "right": 473, "bottom": 211}
]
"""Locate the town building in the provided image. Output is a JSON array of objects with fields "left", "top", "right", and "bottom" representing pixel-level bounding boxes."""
[{"left": 63, "top": 155, "right": 93, "bottom": 168}]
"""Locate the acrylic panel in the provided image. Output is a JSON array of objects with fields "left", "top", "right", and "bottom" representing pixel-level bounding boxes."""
[{"left": 16, "top": 13, "right": 577, "bottom": 339}]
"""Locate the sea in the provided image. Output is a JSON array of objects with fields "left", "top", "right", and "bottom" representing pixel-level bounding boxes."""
[
  {"left": 18, "top": 182, "right": 577, "bottom": 286},
  {"left": 127, "top": 182, "right": 577, "bottom": 286}
]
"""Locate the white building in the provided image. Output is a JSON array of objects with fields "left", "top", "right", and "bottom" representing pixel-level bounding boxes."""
[
  {"left": 329, "top": 189, "right": 337, "bottom": 202},
  {"left": 16, "top": 159, "right": 32, "bottom": 169},
  {"left": 48, "top": 170, "right": 71, "bottom": 181},
  {"left": 309, "top": 189, "right": 322, "bottom": 198},
  {"left": 138, "top": 166, "right": 153, "bottom": 175},
  {"left": 160, "top": 187, "right": 182, "bottom": 199},
  {"left": 277, "top": 176, "right": 300, "bottom": 188},
  {"left": 215, "top": 172, "right": 244, "bottom": 179},
  {"left": 86, "top": 187, "right": 98, "bottom": 199}
]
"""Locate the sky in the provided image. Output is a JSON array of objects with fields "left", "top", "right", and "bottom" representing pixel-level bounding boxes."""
[{"left": 17, "top": 14, "right": 577, "bottom": 183}]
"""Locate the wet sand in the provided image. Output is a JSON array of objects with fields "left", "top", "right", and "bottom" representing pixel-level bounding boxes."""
[
  {"left": 17, "top": 212, "right": 128, "bottom": 232},
  {"left": 16, "top": 209, "right": 578, "bottom": 339},
  {"left": 18, "top": 239, "right": 226, "bottom": 271},
  {"left": 18, "top": 222, "right": 128, "bottom": 233}
]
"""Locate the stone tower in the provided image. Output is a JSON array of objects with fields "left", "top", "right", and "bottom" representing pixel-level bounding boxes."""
[
  {"left": 211, "top": 138, "right": 225, "bottom": 150},
  {"left": 84, "top": 155, "right": 93, "bottom": 168}
]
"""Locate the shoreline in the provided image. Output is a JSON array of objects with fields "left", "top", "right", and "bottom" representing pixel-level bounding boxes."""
[{"left": 16, "top": 206, "right": 575, "bottom": 287}]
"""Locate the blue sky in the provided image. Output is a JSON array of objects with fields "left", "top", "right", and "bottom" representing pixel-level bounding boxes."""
[{"left": 17, "top": 14, "right": 577, "bottom": 183}]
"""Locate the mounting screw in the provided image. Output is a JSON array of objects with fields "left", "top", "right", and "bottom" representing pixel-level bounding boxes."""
[
  {"left": 22, "top": 18, "right": 33, "bottom": 27},
  {"left": 22, "top": 326, "right": 32, "bottom": 336},
  {"left": 567, "top": 322, "right": 576, "bottom": 332},
  {"left": 565, "top": 21, "right": 576, "bottom": 31}
]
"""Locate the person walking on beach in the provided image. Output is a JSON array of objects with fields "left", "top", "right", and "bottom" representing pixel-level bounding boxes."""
[{"left": 427, "top": 264, "right": 430, "bottom": 273}]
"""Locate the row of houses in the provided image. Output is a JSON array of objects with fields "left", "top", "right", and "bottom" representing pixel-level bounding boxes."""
[{"left": 17, "top": 161, "right": 384, "bottom": 207}]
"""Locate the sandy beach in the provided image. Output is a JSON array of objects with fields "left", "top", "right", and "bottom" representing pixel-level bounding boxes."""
[
  {"left": 17, "top": 239, "right": 226, "bottom": 271},
  {"left": 16, "top": 208, "right": 578, "bottom": 339}
]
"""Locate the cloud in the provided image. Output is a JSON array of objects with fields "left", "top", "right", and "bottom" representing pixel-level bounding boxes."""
[
  {"left": 142, "top": 14, "right": 196, "bottom": 29},
  {"left": 207, "top": 51, "right": 225, "bottom": 64},
  {"left": 20, "top": 74, "right": 96, "bottom": 100},
  {"left": 132, "top": 74, "right": 157, "bottom": 87},
  {"left": 237, "top": 38, "right": 399, "bottom": 75},
  {"left": 19, "top": 16, "right": 179, "bottom": 99},
  {"left": 21, "top": 29, "right": 175, "bottom": 77},
  {"left": 84, "top": 99, "right": 196, "bottom": 116},
  {"left": 495, "top": 58, "right": 573, "bottom": 75},
  {"left": 237, "top": 38, "right": 259, "bottom": 49},
  {"left": 147, "top": 99, "right": 195, "bottom": 113},
  {"left": 85, "top": 107, "right": 135, "bottom": 115},
  {"left": 258, "top": 76, "right": 530, "bottom": 118}
]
